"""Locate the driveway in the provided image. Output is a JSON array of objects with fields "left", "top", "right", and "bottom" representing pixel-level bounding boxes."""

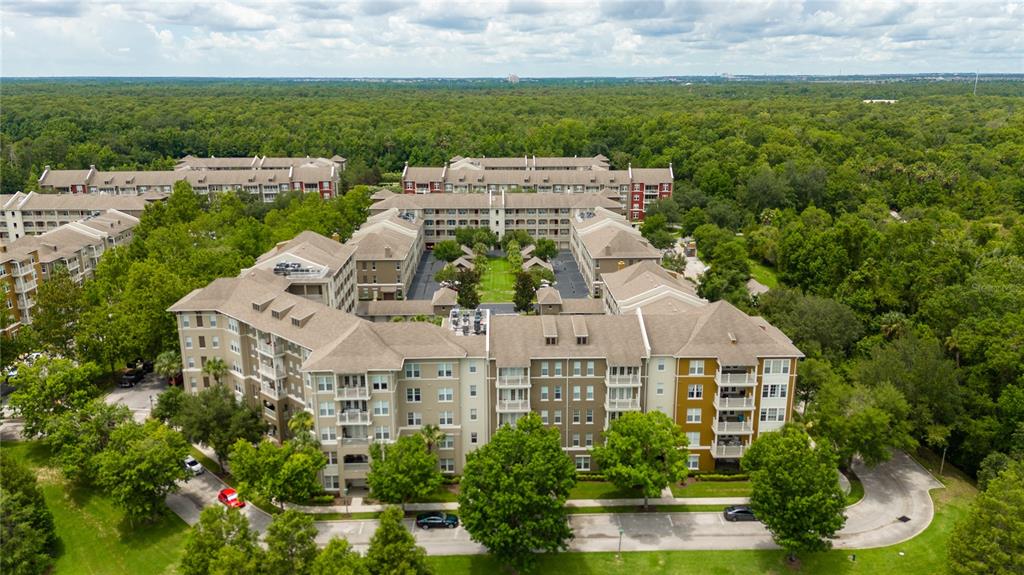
[
  {"left": 408, "top": 252, "right": 445, "bottom": 300},
  {"left": 550, "top": 251, "right": 588, "bottom": 299},
  {"left": 104, "top": 372, "right": 167, "bottom": 422},
  {"left": 165, "top": 449, "right": 942, "bottom": 556}
]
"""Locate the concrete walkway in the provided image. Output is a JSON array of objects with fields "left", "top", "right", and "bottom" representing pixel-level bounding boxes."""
[{"left": 166, "top": 447, "right": 943, "bottom": 555}]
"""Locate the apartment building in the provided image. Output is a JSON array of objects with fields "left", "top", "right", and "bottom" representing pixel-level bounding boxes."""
[
  {"left": 174, "top": 155, "right": 346, "bottom": 172},
  {"left": 1, "top": 191, "right": 160, "bottom": 241},
  {"left": 1, "top": 209, "right": 139, "bottom": 330},
  {"left": 348, "top": 209, "right": 424, "bottom": 301},
  {"left": 400, "top": 156, "right": 672, "bottom": 221},
  {"left": 570, "top": 207, "right": 663, "bottom": 295},
  {"left": 602, "top": 260, "right": 706, "bottom": 315},
  {"left": 37, "top": 159, "right": 341, "bottom": 201},
  {"left": 370, "top": 190, "right": 622, "bottom": 250},
  {"left": 246, "top": 231, "right": 358, "bottom": 313}
]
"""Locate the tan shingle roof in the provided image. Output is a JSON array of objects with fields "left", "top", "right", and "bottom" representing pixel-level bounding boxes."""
[
  {"left": 602, "top": 261, "right": 705, "bottom": 311},
  {"left": 536, "top": 286, "right": 562, "bottom": 305},
  {"left": 489, "top": 314, "right": 647, "bottom": 368},
  {"left": 253, "top": 231, "right": 355, "bottom": 277}
]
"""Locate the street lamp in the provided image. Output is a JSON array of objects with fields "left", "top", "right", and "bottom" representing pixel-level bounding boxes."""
[
  {"left": 344, "top": 486, "right": 350, "bottom": 516},
  {"left": 617, "top": 526, "right": 624, "bottom": 559}
]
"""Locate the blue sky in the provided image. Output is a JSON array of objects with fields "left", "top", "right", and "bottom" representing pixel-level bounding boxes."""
[{"left": 1, "top": 0, "right": 1021, "bottom": 77}]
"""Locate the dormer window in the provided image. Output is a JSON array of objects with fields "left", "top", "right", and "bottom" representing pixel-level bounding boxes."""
[
  {"left": 576, "top": 336, "right": 588, "bottom": 345},
  {"left": 545, "top": 336, "right": 557, "bottom": 345}
]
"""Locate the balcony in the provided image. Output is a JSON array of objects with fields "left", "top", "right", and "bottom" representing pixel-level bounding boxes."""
[
  {"left": 712, "top": 442, "right": 746, "bottom": 458},
  {"left": 713, "top": 420, "right": 754, "bottom": 434},
  {"left": 258, "top": 363, "right": 286, "bottom": 382},
  {"left": 256, "top": 339, "right": 284, "bottom": 357},
  {"left": 605, "top": 373, "right": 641, "bottom": 388},
  {"left": 496, "top": 375, "right": 530, "bottom": 389},
  {"left": 343, "top": 462, "right": 370, "bottom": 478},
  {"left": 341, "top": 437, "right": 369, "bottom": 445},
  {"left": 604, "top": 397, "right": 641, "bottom": 412},
  {"left": 496, "top": 399, "right": 530, "bottom": 412},
  {"left": 713, "top": 395, "right": 756, "bottom": 410},
  {"left": 715, "top": 371, "right": 757, "bottom": 387},
  {"left": 335, "top": 386, "right": 371, "bottom": 401},
  {"left": 260, "top": 384, "right": 281, "bottom": 399},
  {"left": 337, "top": 410, "right": 372, "bottom": 425}
]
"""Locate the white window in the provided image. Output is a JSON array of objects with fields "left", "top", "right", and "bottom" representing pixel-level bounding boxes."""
[
  {"left": 540, "top": 386, "right": 549, "bottom": 401},
  {"left": 585, "top": 385, "right": 594, "bottom": 400},
  {"left": 763, "top": 359, "right": 790, "bottom": 375},
  {"left": 440, "top": 411, "right": 454, "bottom": 425},
  {"left": 688, "top": 360, "right": 705, "bottom": 375},
  {"left": 687, "top": 454, "right": 700, "bottom": 470},
  {"left": 760, "top": 407, "right": 786, "bottom": 422},
  {"left": 469, "top": 364, "right": 477, "bottom": 374},
  {"left": 686, "top": 408, "right": 702, "bottom": 423},
  {"left": 657, "top": 359, "right": 665, "bottom": 372},
  {"left": 437, "top": 362, "right": 453, "bottom": 378},
  {"left": 572, "top": 409, "right": 581, "bottom": 424},
  {"left": 182, "top": 315, "right": 191, "bottom": 328},
  {"left": 405, "top": 363, "right": 420, "bottom": 378},
  {"left": 317, "top": 375, "right": 334, "bottom": 392},
  {"left": 373, "top": 401, "right": 389, "bottom": 416},
  {"left": 407, "top": 412, "right": 422, "bottom": 426},
  {"left": 189, "top": 377, "right": 197, "bottom": 389},
  {"left": 586, "top": 409, "right": 593, "bottom": 424},
  {"left": 554, "top": 362, "right": 562, "bottom": 376},
  {"left": 371, "top": 375, "right": 388, "bottom": 391},
  {"left": 470, "top": 432, "right": 478, "bottom": 444},
  {"left": 326, "top": 452, "right": 339, "bottom": 465},
  {"left": 438, "top": 387, "right": 454, "bottom": 402},
  {"left": 573, "top": 386, "right": 581, "bottom": 400},
  {"left": 686, "top": 431, "right": 700, "bottom": 447},
  {"left": 586, "top": 361, "right": 595, "bottom": 376},
  {"left": 323, "top": 474, "right": 340, "bottom": 490},
  {"left": 440, "top": 458, "right": 455, "bottom": 473},
  {"left": 541, "top": 410, "right": 549, "bottom": 424},
  {"left": 406, "top": 388, "right": 421, "bottom": 402},
  {"left": 541, "top": 361, "right": 549, "bottom": 376},
  {"left": 211, "top": 336, "right": 219, "bottom": 349},
  {"left": 575, "top": 455, "right": 591, "bottom": 471},
  {"left": 319, "top": 401, "right": 335, "bottom": 417},
  {"left": 469, "top": 384, "right": 477, "bottom": 397},
  {"left": 762, "top": 383, "right": 788, "bottom": 399},
  {"left": 321, "top": 426, "right": 337, "bottom": 441},
  {"left": 187, "top": 357, "right": 195, "bottom": 368},
  {"left": 572, "top": 433, "right": 580, "bottom": 447},
  {"left": 585, "top": 432, "right": 593, "bottom": 447},
  {"left": 554, "top": 410, "right": 562, "bottom": 424},
  {"left": 185, "top": 337, "right": 193, "bottom": 349},
  {"left": 688, "top": 384, "right": 703, "bottom": 399},
  {"left": 656, "top": 384, "right": 664, "bottom": 396},
  {"left": 439, "top": 436, "right": 454, "bottom": 450},
  {"left": 573, "top": 361, "right": 581, "bottom": 376},
  {"left": 230, "top": 340, "right": 240, "bottom": 354},
  {"left": 470, "top": 408, "right": 478, "bottom": 421},
  {"left": 228, "top": 318, "right": 239, "bottom": 333},
  {"left": 374, "top": 426, "right": 390, "bottom": 441},
  {"left": 209, "top": 314, "right": 217, "bottom": 328}
]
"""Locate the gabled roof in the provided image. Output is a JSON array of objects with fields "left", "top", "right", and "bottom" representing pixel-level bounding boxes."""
[
  {"left": 252, "top": 230, "right": 355, "bottom": 278},
  {"left": 602, "top": 260, "right": 705, "bottom": 312},
  {"left": 522, "top": 256, "right": 552, "bottom": 272},
  {"left": 536, "top": 286, "right": 562, "bottom": 305},
  {"left": 489, "top": 313, "right": 647, "bottom": 368}
]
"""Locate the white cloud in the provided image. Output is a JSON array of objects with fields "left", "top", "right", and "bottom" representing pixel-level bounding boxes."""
[{"left": 0, "top": 0, "right": 1021, "bottom": 76}]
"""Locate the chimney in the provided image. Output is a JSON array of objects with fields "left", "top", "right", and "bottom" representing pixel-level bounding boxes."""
[
  {"left": 385, "top": 246, "right": 392, "bottom": 258},
  {"left": 604, "top": 245, "right": 612, "bottom": 256}
]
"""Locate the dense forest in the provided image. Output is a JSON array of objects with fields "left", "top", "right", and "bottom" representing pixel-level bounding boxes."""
[{"left": 1, "top": 80, "right": 1023, "bottom": 478}]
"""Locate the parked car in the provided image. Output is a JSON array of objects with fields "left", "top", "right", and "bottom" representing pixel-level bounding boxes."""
[
  {"left": 120, "top": 368, "right": 144, "bottom": 388},
  {"left": 217, "top": 488, "right": 245, "bottom": 509},
  {"left": 183, "top": 455, "right": 204, "bottom": 476},
  {"left": 132, "top": 358, "right": 154, "bottom": 373},
  {"left": 723, "top": 505, "right": 758, "bottom": 522},
  {"left": 415, "top": 511, "right": 458, "bottom": 529}
]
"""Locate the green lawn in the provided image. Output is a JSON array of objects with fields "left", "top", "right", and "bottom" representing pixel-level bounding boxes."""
[
  {"left": 569, "top": 504, "right": 727, "bottom": 515},
  {"left": 845, "top": 472, "right": 865, "bottom": 506},
  {"left": 569, "top": 481, "right": 644, "bottom": 500},
  {"left": 3, "top": 441, "right": 190, "bottom": 575},
  {"left": 427, "top": 448, "right": 977, "bottom": 574},
  {"left": 479, "top": 257, "right": 516, "bottom": 302},
  {"left": 748, "top": 259, "right": 780, "bottom": 289},
  {"left": 670, "top": 480, "right": 753, "bottom": 498}
]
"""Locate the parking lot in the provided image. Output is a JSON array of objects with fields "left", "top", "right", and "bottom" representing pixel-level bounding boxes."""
[
  {"left": 408, "top": 249, "right": 590, "bottom": 302},
  {"left": 408, "top": 252, "right": 446, "bottom": 299},
  {"left": 105, "top": 372, "right": 168, "bottom": 422}
]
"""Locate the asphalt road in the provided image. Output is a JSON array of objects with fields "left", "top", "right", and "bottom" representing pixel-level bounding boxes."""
[
  {"left": 104, "top": 372, "right": 168, "bottom": 421},
  {"left": 166, "top": 449, "right": 943, "bottom": 556}
]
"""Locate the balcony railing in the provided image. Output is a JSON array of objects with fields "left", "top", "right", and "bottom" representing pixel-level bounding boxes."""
[
  {"left": 256, "top": 340, "right": 284, "bottom": 357},
  {"left": 715, "top": 371, "right": 757, "bottom": 387},
  {"left": 335, "top": 386, "right": 371, "bottom": 400},
  {"left": 496, "top": 399, "right": 531, "bottom": 412},
  {"left": 258, "top": 364, "right": 286, "bottom": 381},
  {"left": 344, "top": 462, "right": 370, "bottom": 471},
  {"left": 714, "top": 395, "right": 756, "bottom": 410},
  {"left": 496, "top": 375, "right": 530, "bottom": 388},
  {"left": 712, "top": 442, "right": 746, "bottom": 458},
  {"left": 337, "top": 410, "right": 372, "bottom": 425},
  {"left": 713, "top": 420, "right": 754, "bottom": 434},
  {"left": 604, "top": 398, "right": 641, "bottom": 412},
  {"left": 260, "top": 384, "right": 281, "bottom": 399},
  {"left": 605, "top": 374, "right": 642, "bottom": 387},
  {"left": 341, "top": 437, "right": 369, "bottom": 445}
]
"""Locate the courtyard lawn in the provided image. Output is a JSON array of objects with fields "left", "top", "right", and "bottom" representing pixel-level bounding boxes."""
[
  {"left": 3, "top": 441, "right": 190, "bottom": 575},
  {"left": 670, "top": 480, "right": 753, "bottom": 498},
  {"left": 479, "top": 257, "right": 516, "bottom": 302},
  {"left": 427, "top": 447, "right": 976, "bottom": 574},
  {"left": 569, "top": 481, "right": 644, "bottom": 500},
  {"left": 748, "top": 259, "right": 780, "bottom": 289}
]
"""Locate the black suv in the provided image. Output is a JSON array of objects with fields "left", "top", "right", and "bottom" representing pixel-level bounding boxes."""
[{"left": 415, "top": 512, "right": 459, "bottom": 529}]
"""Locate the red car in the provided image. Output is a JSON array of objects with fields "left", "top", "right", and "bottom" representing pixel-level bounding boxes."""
[{"left": 217, "top": 488, "right": 246, "bottom": 509}]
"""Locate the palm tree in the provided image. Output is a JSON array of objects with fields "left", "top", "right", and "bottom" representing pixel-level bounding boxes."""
[
  {"left": 420, "top": 423, "right": 446, "bottom": 454},
  {"left": 154, "top": 350, "right": 182, "bottom": 385},
  {"left": 287, "top": 410, "right": 317, "bottom": 445},
  {"left": 202, "top": 357, "right": 228, "bottom": 385}
]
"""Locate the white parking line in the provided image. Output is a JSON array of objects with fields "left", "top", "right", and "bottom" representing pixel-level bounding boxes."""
[{"left": 667, "top": 515, "right": 674, "bottom": 528}]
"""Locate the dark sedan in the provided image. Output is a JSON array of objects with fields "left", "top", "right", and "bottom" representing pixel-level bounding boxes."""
[
  {"left": 415, "top": 512, "right": 459, "bottom": 529},
  {"left": 723, "top": 505, "right": 758, "bottom": 522}
]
